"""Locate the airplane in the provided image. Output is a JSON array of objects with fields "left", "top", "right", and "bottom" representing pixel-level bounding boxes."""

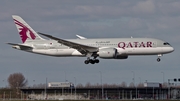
[{"left": 7, "top": 15, "right": 174, "bottom": 64}]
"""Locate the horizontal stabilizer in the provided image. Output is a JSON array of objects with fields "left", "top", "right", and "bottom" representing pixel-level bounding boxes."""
[{"left": 7, "top": 43, "right": 33, "bottom": 50}]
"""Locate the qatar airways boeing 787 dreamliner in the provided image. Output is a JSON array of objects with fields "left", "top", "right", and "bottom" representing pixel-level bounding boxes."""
[{"left": 7, "top": 15, "right": 174, "bottom": 64}]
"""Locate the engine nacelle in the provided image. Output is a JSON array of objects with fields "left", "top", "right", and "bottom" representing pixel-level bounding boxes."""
[
  {"left": 98, "top": 48, "right": 117, "bottom": 59},
  {"left": 98, "top": 48, "right": 128, "bottom": 59},
  {"left": 116, "top": 55, "right": 128, "bottom": 59}
]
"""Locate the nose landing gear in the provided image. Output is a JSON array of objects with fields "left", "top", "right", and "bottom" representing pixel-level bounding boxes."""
[
  {"left": 157, "top": 58, "right": 161, "bottom": 62},
  {"left": 157, "top": 54, "right": 162, "bottom": 62}
]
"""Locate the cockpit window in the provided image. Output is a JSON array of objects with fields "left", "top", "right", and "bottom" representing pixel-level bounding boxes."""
[{"left": 163, "top": 42, "right": 170, "bottom": 45}]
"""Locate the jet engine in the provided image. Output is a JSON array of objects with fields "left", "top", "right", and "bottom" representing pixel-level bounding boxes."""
[{"left": 98, "top": 48, "right": 128, "bottom": 59}]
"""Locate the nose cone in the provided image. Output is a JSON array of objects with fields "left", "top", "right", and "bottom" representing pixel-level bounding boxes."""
[
  {"left": 169, "top": 47, "right": 174, "bottom": 53},
  {"left": 163, "top": 47, "right": 174, "bottom": 54}
]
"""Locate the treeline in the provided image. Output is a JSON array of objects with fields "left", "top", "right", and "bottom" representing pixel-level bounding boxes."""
[
  {"left": 31, "top": 82, "right": 150, "bottom": 88},
  {"left": 31, "top": 82, "right": 174, "bottom": 88},
  {"left": 76, "top": 82, "right": 144, "bottom": 88},
  {"left": 6, "top": 72, "right": 174, "bottom": 89}
]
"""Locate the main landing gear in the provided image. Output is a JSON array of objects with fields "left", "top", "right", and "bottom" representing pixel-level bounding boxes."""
[
  {"left": 84, "top": 57, "right": 99, "bottom": 64},
  {"left": 157, "top": 54, "right": 162, "bottom": 62}
]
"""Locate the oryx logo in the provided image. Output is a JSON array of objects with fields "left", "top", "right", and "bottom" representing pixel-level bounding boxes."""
[{"left": 14, "top": 19, "right": 36, "bottom": 43}]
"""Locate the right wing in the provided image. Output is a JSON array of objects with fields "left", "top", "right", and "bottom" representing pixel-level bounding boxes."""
[
  {"left": 76, "top": 35, "right": 87, "bottom": 39},
  {"left": 38, "top": 32, "right": 98, "bottom": 55}
]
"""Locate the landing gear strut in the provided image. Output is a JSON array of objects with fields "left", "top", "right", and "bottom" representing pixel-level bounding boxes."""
[
  {"left": 157, "top": 54, "right": 162, "bottom": 62},
  {"left": 84, "top": 57, "right": 100, "bottom": 64}
]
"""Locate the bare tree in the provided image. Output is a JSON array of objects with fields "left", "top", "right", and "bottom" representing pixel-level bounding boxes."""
[
  {"left": 8, "top": 73, "right": 28, "bottom": 88},
  {"left": 94, "top": 83, "right": 100, "bottom": 88},
  {"left": 162, "top": 82, "right": 168, "bottom": 87},
  {"left": 120, "top": 81, "right": 127, "bottom": 87},
  {"left": 137, "top": 83, "right": 144, "bottom": 87},
  {"left": 129, "top": 82, "right": 135, "bottom": 87},
  {"left": 76, "top": 83, "right": 84, "bottom": 88},
  {"left": 111, "top": 83, "right": 118, "bottom": 88},
  {"left": 85, "top": 82, "right": 91, "bottom": 88},
  {"left": 103, "top": 83, "right": 109, "bottom": 88}
]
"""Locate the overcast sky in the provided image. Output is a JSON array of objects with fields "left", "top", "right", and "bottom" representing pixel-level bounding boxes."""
[{"left": 0, "top": 0, "right": 180, "bottom": 87}]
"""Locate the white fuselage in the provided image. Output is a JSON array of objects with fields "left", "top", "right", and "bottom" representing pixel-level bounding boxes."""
[
  {"left": 16, "top": 38, "right": 174, "bottom": 58},
  {"left": 9, "top": 15, "right": 174, "bottom": 64}
]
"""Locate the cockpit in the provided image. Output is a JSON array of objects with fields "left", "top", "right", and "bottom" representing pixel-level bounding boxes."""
[{"left": 163, "top": 42, "right": 171, "bottom": 46}]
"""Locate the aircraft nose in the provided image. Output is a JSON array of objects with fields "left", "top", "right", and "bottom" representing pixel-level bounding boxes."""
[{"left": 169, "top": 47, "right": 174, "bottom": 52}]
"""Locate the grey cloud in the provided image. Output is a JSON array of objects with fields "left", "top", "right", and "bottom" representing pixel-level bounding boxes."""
[{"left": 132, "top": 0, "right": 155, "bottom": 14}]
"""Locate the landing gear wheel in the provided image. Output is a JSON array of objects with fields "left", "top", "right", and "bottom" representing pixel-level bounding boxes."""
[
  {"left": 84, "top": 60, "right": 89, "bottom": 64},
  {"left": 84, "top": 57, "right": 100, "bottom": 64},
  {"left": 157, "top": 58, "right": 161, "bottom": 62},
  {"left": 95, "top": 59, "right": 99, "bottom": 63},
  {"left": 91, "top": 61, "right": 95, "bottom": 64},
  {"left": 89, "top": 59, "right": 94, "bottom": 64}
]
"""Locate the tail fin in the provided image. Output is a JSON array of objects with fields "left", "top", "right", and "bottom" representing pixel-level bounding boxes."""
[{"left": 12, "top": 15, "right": 44, "bottom": 43}]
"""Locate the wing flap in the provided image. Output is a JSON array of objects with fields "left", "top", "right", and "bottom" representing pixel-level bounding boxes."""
[{"left": 38, "top": 32, "right": 98, "bottom": 54}]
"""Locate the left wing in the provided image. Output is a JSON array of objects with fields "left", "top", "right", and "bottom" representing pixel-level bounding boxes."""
[{"left": 38, "top": 32, "right": 98, "bottom": 55}]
